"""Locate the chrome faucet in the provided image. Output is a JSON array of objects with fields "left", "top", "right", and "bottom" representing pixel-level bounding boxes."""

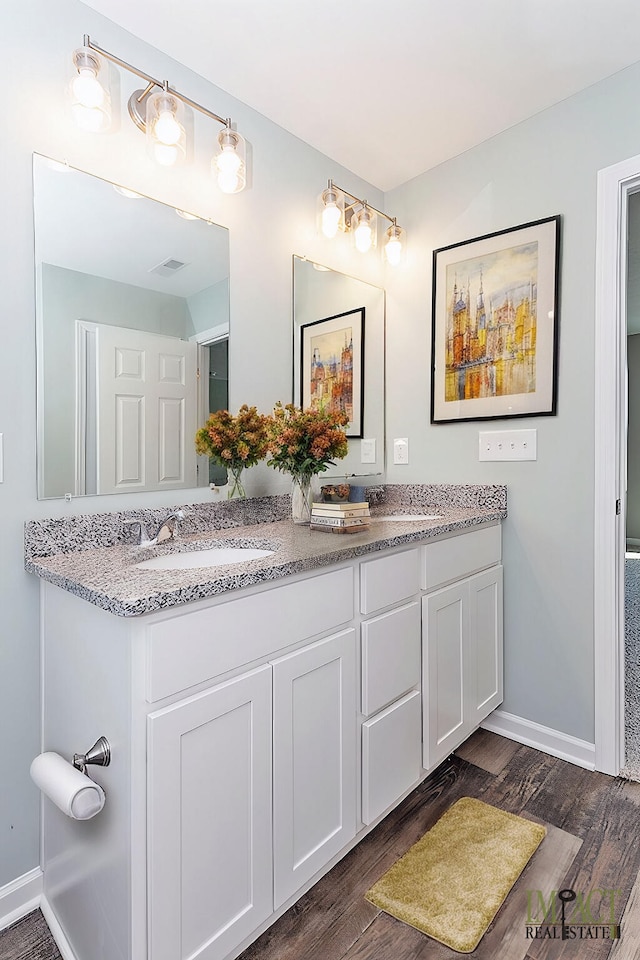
[
  {"left": 154, "top": 510, "right": 185, "bottom": 544},
  {"left": 124, "top": 510, "right": 185, "bottom": 547}
]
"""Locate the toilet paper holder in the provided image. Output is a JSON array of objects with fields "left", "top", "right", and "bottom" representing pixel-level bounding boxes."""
[{"left": 73, "top": 736, "right": 111, "bottom": 776}]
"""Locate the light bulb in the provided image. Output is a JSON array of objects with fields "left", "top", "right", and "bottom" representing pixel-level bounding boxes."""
[
  {"left": 154, "top": 142, "right": 179, "bottom": 167},
  {"left": 355, "top": 221, "right": 372, "bottom": 253},
  {"left": 72, "top": 103, "right": 107, "bottom": 133},
  {"left": 216, "top": 145, "right": 242, "bottom": 176},
  {"left": 154, "top": 110, "right": 182, "bottom": 146},
  {"left": 72, "top": 68, "right": 105, "bottom": 108},
  {"left": 322, "top": 202, "right": 341, "bottom": 238},
  {"left": 217, "top": 170, "right": 240, "bottom": 194},
  {"left": 385, "top": 237, "right": 402, "bottom": 266}
]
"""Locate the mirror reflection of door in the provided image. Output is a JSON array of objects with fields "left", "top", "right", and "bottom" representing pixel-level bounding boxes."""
[{"left": 76, "top": 321, "right": 198, "bottom": 495}]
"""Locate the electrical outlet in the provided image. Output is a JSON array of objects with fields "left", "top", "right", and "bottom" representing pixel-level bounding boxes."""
[
  {"left": 478, "top": 428, "right": 537, "bottom": 461},
  {"left": 393, "top": 438, "right": 409, "bottom": 464},
  {"left": 360, "top": 438, "right": 376, "bottom": 464}
]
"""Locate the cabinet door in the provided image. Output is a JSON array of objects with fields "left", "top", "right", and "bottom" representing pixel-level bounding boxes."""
[
  {"left": 148, "top": 665, "right": 272, "bottom": 960},
  {"left": 469, "top": 565, "right": 504, "bottom": 725},
  {"left": 422, "top": 584, "right": 468, "bottom": 771},
  {"left": 272, "top": 629, "right": 357, "bottom": 908}
]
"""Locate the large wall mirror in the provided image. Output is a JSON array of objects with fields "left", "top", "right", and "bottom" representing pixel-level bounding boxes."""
[
  {"left": 293, "top": 256, "right": 385, "bottom": 481},
  {"left": 33, "top": 154, "right": 230, "bottom": 499}
]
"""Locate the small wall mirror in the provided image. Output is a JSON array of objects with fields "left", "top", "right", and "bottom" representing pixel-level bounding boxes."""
[
  {"left": 293, "top": 256, "right": 385, "bottom": 482},
  {"left": 33, "top": 154, "right": 230, "bottom": 499}
]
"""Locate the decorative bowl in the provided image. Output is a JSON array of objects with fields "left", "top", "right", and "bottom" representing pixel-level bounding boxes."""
[{"left": 321, "top": 483, "right": 351, "bottom": 503}]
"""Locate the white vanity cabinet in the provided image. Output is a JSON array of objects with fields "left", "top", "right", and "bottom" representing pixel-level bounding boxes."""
[
  {"left": 37, "top": 520, "right": 503, "bottom": 960},
  {"left": 359, "top": 550, "right": 423, "bottom": 825},
  {"left": 147, "top": 666, "right": 273, "bottom": 960},
  {"left": 272, "top": 629, "right": 356, "bottom": 907},
  {"left": 421, "top": 526, "right": 503, "bottom": 770}
]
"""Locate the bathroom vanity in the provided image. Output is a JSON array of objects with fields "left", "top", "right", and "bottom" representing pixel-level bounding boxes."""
[{"left": 26, "top": 487, "right": 505, "bottom": 960}]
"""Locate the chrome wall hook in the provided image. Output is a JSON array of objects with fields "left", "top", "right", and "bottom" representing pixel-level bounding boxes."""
[{"left": 73, "top": 736, "right": 111, "bottom": 775}]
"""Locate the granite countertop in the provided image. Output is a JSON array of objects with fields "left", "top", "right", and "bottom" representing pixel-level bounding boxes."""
[{"left": 25, "top": 489, "right": 506, "bottom": 617}]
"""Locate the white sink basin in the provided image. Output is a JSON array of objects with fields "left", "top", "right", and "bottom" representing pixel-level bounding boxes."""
[
  {"left": 371, "top": 514, "right": 443, "bottom": 522},
  {"left": 134, "top": 547, "right": 274, "bottom": 571}
]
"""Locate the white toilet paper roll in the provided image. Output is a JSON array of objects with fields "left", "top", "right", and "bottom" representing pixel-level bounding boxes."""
[{"left": 30, "top": 752, "right": 105, "bottom": 820}]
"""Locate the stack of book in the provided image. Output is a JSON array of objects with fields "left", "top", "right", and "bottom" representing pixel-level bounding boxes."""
[{"left": 310, "top": 501, "right": 371, "bottom": 534}]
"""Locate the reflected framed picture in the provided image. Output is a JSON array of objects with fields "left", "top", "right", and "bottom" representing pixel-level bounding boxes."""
[
  {"left": 431, "top": 215, "right": 561, "bottom": 424},
  {"left": 300, "top": 307, "right": 365, "bottom": 438}
]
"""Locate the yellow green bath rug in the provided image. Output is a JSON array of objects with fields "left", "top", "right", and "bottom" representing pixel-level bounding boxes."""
[{"left": 365, "top": 796, "right": 546, "bottom": 953}]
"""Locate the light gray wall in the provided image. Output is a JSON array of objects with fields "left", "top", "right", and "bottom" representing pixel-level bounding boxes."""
[
  {"left": 627, "top": 335, "right": 640, "bottom": 541},
  {"left": 187, "top": 279, "right": 230, "bottom": 334},
  {"left": 0, "top": 0, "right": 383, "bottom": 889},
  {"left": 40, "top": 264, "right": 194, "bottom": 498},
  {"left": 384, "top": 59, "right": 640, "bottom": 744}
]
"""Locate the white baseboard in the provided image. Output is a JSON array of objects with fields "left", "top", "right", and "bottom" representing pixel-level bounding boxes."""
[
  {"left": 0, "top": 867, "right": 42, "bottom": 931},
  {"left": 481, "top": 709, "right": 596, "bottom": 770},
  {"left": 40, "top": 895, "right": 77, "bottom": 960}
]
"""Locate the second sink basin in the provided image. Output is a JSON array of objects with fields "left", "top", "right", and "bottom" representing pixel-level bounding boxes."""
[
  {"left": 371, "top": 514, "right": 442, "bottom": 522},
  {"left": 134, "top": 547, "right": 274, "bottom": 571}
]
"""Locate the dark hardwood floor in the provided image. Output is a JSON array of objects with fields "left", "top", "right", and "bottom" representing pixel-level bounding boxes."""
[
  {"left": 241, "top": 730, "right": 640, "bottom": 960},
  {"left": 3, "top": 731, "right": 639, "bottom": 959}
]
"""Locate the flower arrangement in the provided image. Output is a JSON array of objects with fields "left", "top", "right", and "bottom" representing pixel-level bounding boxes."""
[
  {"left": 195, "top": 405, "right": 270, "bottom": 498},
  {"left": 266, "top": 402, "right": 349, "bottom": 479}
]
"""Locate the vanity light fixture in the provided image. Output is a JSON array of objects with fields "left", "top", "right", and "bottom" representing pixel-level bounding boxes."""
[
  {"left": 318, "top": 179, "right": 406, "bottom": 265},
  {"left": 69, "top": 36, "right": 247, "bottom": 191}
]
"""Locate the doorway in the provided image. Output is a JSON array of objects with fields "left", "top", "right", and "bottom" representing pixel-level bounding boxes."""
[{"left": 594, "top": 153, "right": 640, "bottom": 776}]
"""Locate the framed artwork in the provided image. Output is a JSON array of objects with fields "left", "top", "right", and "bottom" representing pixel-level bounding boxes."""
[
  {"left": 431, "top": 215, "right": 561, "bottom": 424},
  {"left": 300, "top": 307, "right": 365, "bottom": 438}
]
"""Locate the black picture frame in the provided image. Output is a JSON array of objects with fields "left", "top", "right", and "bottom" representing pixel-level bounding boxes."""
[
  {"left": 300, "top": 307, "right": 365, "bottom": 438},
  {"left": 431, "top": 215, "right": 561, "bottom": 424}
]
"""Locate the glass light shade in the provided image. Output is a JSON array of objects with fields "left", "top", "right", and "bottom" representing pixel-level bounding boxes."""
[
  {"left": 213, "top": 128, "right": 247, "bottom": 194},
  {"left": 146, "top": 89, "right": 186, "bottom": 167},
  {"left": 317, "top": 185, "right": 344, "bottom": 239},
  {"left": 384, "top": 223, "right": 406, "bottom": 266},
  {"left": 352, "top": 206, "right": 377, "bottom": 253},
  {"left": 69, "top": 46, "right": 111, "bottom": 133}
]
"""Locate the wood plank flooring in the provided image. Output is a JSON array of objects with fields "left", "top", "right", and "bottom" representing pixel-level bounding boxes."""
[
  {"left": 3, "top": 732, "right": 640, "bottom": 960},
  {"left": 241, "top": 731, "right": 640, "bottom": 960}
]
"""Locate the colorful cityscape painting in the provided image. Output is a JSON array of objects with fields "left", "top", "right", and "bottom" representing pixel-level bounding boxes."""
[
  {"left": 445, "top": 241, "right": 538, "bottom": 402},
  {"left": 301, "top": 307, "right": 364, "bottom": 436}
]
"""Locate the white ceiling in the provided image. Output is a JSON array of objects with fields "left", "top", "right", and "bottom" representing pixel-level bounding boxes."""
[{"left": 81, "top": 0, "right": 640, "bottom": 192}]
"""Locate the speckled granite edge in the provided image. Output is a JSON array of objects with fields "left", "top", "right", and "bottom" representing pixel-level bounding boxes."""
[{"left": 24, "top": 484, "right": 506, "bottom": 618}]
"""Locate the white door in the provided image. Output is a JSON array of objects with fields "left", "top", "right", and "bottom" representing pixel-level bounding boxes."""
[
  {"left": 469, "top": 565, "right": 504, "bottom": 725},
  {"left": 272, "top": 629, "right": 357, "bottom": 909},
  {"left": 94, "top": 323, "right": 198, "bottom": 494},
  {"left": 422, "top": 584, "right": 468, "bottom": 771},
  {"left": 147, "top": 666, "right": 273, "bottom": 960}
]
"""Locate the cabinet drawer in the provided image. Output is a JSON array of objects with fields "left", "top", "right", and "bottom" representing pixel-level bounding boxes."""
[
  {"left": 360, "top": 548, "right": 419, "bottom": 615},
  {"left": 362, "top": 690, "right": 421, "bottom": 825},
  {"left": 146, "top": 567, "right": 354, "bottom": 702},
  {"left": 422, "top": 524, "right": 501, "bottom": 591},
  {"left": 361, "top": 602, "right": 420, "bottom": 716}
]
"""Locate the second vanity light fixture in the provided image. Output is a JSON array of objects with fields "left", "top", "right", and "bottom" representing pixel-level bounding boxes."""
[
  {"left": 69, "top": 36, "right": 247, "bottom": 194},
  {"left": 318, "top": 179, "right": 406, "bottom": 265}
]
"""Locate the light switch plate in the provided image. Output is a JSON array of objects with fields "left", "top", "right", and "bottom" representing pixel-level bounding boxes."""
[
  {"left": 393, "top": 438, "right": 409, "bottom": 464},
  {"left": 478, "top": 428, "right": 537, "bottom": 461},
  {"left": 360, "top": 438, "right": 376, "bottom": 464}
]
